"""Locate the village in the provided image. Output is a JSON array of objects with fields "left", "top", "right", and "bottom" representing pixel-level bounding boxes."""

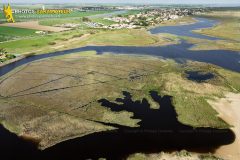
[{"left": 85, "top": 8, "right": 205, "bottom": 29}]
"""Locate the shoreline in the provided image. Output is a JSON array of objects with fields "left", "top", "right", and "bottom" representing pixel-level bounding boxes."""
[
  {"left": 208, "top": 92, "right": 240, "bottom": 160},
  {"left": 0, "top": 55, "right": 26, "bottom": 68},
  {"left": 146, "top": 16, "right": 197, "bottom": 31}
]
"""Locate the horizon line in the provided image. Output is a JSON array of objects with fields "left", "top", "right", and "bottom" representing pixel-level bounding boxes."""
[{"left": 1, "top": 2, "right": 240, "bottom": 5}]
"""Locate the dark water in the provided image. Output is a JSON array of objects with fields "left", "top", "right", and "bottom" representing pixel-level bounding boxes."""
[
  {"left": 0, "top": 91, "right": 235, "bottom": 159},
  {"left": 1, "top": 18, "right": 240, "bottom": 78},
  {"left": 150, "top": 17, "right": 220, "bottom": 40},
  {"left": 1, "top": 41, "right": 240, "bottom": 78},
  {"left": 185, "top": 71, "right": 215, "bottom": 82},
  {"left": 0, "top": 125, "right": 40, "bottom": 159}
]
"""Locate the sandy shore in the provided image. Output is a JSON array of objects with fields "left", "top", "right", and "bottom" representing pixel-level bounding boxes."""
[{"left": 208, "top": 93, "right": 240, "bottom": 160}]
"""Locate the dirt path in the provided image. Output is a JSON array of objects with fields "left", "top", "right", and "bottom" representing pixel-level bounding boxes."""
[
  {"left": 208, "top": 93, "right": 240, "bottom": 160},
  {"left": 0, "top": 21, "right": 70, "bottom": 32},
  {"left": 50, "top": 33, "right": 90, "bottom": 50}
]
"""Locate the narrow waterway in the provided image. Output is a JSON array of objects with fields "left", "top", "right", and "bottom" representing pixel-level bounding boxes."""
[
  {"left": 1, "top": 40, "right": 240, "bottom": 78},
  {"left": 0, "top": 17, "right": 240, "bottom": 78},
  {"left": 150, "top": 17, "right": 220, "bottom": 40}
]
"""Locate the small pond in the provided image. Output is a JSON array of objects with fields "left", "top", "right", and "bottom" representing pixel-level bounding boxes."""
[{"left": 185, "top": 71, "right": 215, "bottom": 82}]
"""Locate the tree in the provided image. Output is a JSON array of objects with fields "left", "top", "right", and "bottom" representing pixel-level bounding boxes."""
[
  {"left": 82, "top": 17, "right": 91, "bottom": 22},
  {"left": 0, "top": 48, "right": 7, "bottom": 55},
  {"left": 6, "top": 54, "right": 16, "bottom": 59}
]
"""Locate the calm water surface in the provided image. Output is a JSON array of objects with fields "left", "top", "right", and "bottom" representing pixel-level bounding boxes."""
[
  {"left": 185, "top": 71, "right": 215, "bottom": 82},
  {"left": 1, "top": 18, "right": 240, "bottom": 77},
  {"left": 150, "top": 17, "right": 220, "bottom": 40}
]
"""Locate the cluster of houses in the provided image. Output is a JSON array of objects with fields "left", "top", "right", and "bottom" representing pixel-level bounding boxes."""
[
  {"left": 54, "top": 23, "right": 81, "bottom": 28},
  {"left": 140, "top": 8, "right": 204, "bottom": 22},
  {"left": 84, "top": 21, "right": 138, "bottom": 29},
  {"left": 84, "top": 22, "right": 102, "bottom": 28},
  {"left": 88, "top": 8, "right": 205, "bottom": 29}
]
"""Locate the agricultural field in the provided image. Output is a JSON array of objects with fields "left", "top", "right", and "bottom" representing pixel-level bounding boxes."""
[
  {"left": 0, "top": 26, "right": 37, "bottom": 42},
  {"left": 0, "top": 21, "right": 71, "bottom": 32},
  {"left": 0, "top": 29, "right": 87, "bottom": 54},
  {"left": 38, "top": 10, "right": 114, "bottom": 26},
  {"left": 0, "top": 10, "right": 114, "bottom": 22},
  {"left": 39, "top": 17, "right": 116, "bottom": 27},
  {"left": 0, "top": 9, "right": 117, "bottom": 44},
  {"left": 39, "top": 18, "right": 84, "bottom": 26}
]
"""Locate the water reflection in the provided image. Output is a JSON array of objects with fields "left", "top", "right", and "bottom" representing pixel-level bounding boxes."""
[
  {"left": 185, "top": 71, "right": 215, "bottom": 82},
  {"left": 150, "top": 17, "right": 220, "bottom": 40},
  {"left": 0, "top": 125, "right": 39, "bottom": 159},
  {"left": 1, "top": 41, "right": 239, "bottom": 78},
  {"left": 42, "top": 91, "right": 235, "bottom": 159},
  {"left": 0, "top": 91, "right": 235, "bottom": 159},
  {"left": 1, "top": 18, "right": 240, "bottom": 78}
]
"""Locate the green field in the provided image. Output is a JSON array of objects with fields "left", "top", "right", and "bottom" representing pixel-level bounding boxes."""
[
  {"left": 79, "top": 29, "right": 159, "bottom": 46},
  {"left": 0, "top": 29, "right": 177, "bottom": 55},
  {"left": 0, "top": 13, "right": 4, "bottom": 19},
  {"left": 0, "top": 28, "right": 89, "bottom": 53},
  {"left": 186, "top": 11, "right": 240, "bottom": 51},
  {"left": 0, "top": 26, "right": 37, "bottom": 36},
  {"left": 0, "top": 26, "right": 37, "bottom": 42},
  {"left": 195, "top": 11, "right": 240, "bottom": 41},
  {"left": 39, "top": 17, "right": 116, "bottom": 27},
  {"left": 1, "top": 10, "right": 113, "bottom": 22},
  {"left": 90, "top": 17, "right": 117, "bottom": 25},
  {"left": 39, "top": 17, "right": 83, "bottom": 26},
  {"left": 0, "top": 10, "right": 114, "bottom": 26}
]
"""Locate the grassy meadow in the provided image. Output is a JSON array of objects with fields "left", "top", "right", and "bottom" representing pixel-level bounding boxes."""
[
  {"left": 38, "top": 10, "right": 114, "bottom": 26},
  {"left": 0, "top": 53, "right": 238, "bottom": 149},
  {"left": 188, "top": 10, "right": 240, "bottom": 51},
  {"left": 0, "top": 26, "right": 37, "bottom": 42},
  {"left": 195, "top": 11, "right": 240, "bottom": 41},
  {"left": 0, "top": 28, "right": 178, "bottom": 55},
  {"left": 0, "top": 10, "right": 113, "bottom": 22}
]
